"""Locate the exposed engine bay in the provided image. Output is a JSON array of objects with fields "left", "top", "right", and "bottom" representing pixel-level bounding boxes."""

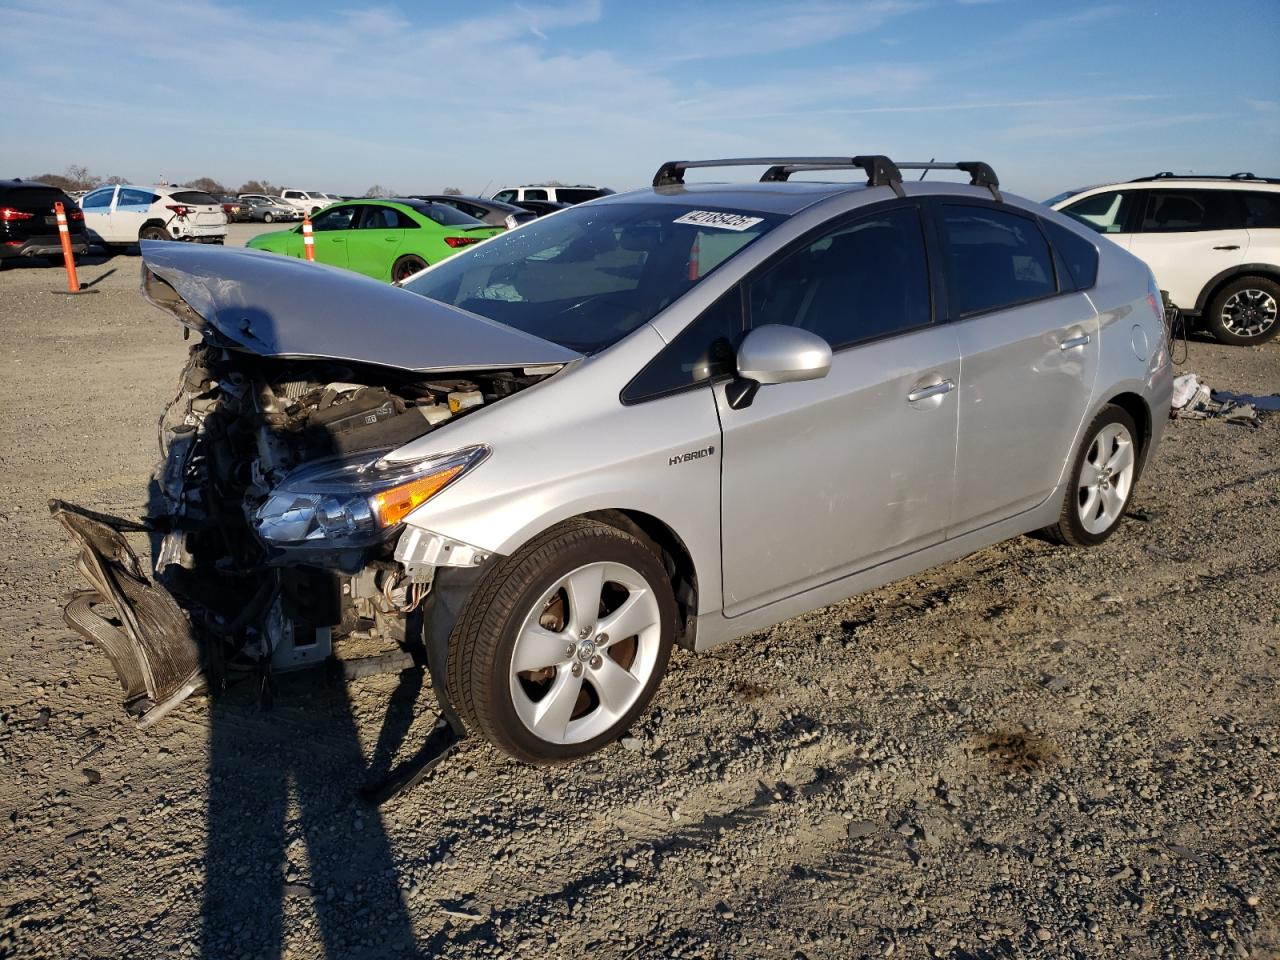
[{"left": 53, "top": 252, "right": 564, "bottom": 735}]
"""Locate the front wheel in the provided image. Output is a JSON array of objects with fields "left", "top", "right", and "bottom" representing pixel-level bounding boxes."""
[
  {"left": 390, "top": 254, "right": 427, "bottom": 282},
  {"left": 1042, "top": 405, "right": 1139, "bottom": 547},
  {"left": 1205, "top": 276, "right": 1280, "bottom": 345},
  {"left": 262, "top": 212, "right": 274, "bottom": 223},
  {"left": 446, "top": 519, "right": 676, "bottom": 764}
]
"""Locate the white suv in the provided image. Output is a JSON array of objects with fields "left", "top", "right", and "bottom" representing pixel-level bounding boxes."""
[
  {"left": 492, "top": 184, "right": 613, "bottom": 206},
  {"left": 278, "top": 189, "right": 342, "bottom": 215},
  {"left": 79, "top": 185, "right": 227, "bottom": 248},
  {"left": 1051, "top": 173, "right": 1280, "bottom": 345}
]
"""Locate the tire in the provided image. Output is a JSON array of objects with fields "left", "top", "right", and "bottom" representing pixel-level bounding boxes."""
[
  {"left": 1204, "top": 276, "right": 1280, "bottom": 346},
  {"left": 263, "top": 212, "right": 274, "bottom": 223},
  {"left": 390, "top": 254, "right": 427, "bottom": 282},
  {"left": 1041, "top": 405, "right": 1139, "bottom": 547},
  {"left": 446, "top": 518, "right": 677, "bottom": 764},
  {"left": 139, "top": 225, "right": 169, "bottom": 243}
]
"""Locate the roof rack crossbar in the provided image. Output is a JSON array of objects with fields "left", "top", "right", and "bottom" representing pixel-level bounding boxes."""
[
  {"left": 653, "top": 156, "right": 905, "bottom": 197},
  {"left": 751, "top": 157, "right": 1001, "bottom": 200},
  {"left": 895, "top": 161, "right": 1002, "bottom": 201}
]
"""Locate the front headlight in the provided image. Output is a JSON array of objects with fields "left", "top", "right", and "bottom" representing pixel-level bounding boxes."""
[{"left": 255, "top": 445, "right": 488, "bottom": 549}]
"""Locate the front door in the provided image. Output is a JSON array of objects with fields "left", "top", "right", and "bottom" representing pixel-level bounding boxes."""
[
  {"left": 936, "top": 202, "right": 1100, "bottom": 535},
  {"left": 347, "top": 204, "right": 406, "bottom": 279},
  {"left": 716, "top": 203, "right": 959, "bottom": 617},
  {"left": 307, "top": 204, "right": 356, "bottom": 268},
  {"left": 1126, "top": 188, "right": 1249, "bottom": 310}
]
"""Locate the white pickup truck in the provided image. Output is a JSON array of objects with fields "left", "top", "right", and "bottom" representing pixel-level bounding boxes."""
[{"left": 278, "top": 189, "right": 343, "bottom": 216}]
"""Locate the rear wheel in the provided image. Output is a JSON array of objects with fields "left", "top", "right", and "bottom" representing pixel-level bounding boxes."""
[
  {"left": 1042, "top": 405, "right": 1138, "bottom": 547},
  {"left": 139, "top": 225, "right": 169, "bottom": 242},
  {"left": 446, "top": 519, "right": 676, "bottom": 764},
  {"left": 1205, "top": 276, "right": 1280, "bottom": 345},
  {"left": 391, "top": 254, "right": 427, "bottom": 282}
]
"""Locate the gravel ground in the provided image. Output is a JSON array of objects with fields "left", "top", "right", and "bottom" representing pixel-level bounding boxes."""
[{"left": 1, "top": 232, "right": 1277, "bottom": 959}]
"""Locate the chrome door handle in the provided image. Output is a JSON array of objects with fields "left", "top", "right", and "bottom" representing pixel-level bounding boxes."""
[
  {"left": 907, "top": 379, "right": 955, "bottom": 402},
  {"left": 1060, "top": 334, "right": 1091, "bottom": 350},
  {"left": 1212, "top": 244, "right": 1240, "bottom": 251}
]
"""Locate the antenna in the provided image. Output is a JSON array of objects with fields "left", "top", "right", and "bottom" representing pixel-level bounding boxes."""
[{"left": 919, "top": 157, "right": 935, "bottom": 181}]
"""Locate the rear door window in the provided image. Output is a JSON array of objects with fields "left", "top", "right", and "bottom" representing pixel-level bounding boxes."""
[
  {"left": 1242, "top": 192, "right": 1280, "bottom": 229},
  {"left": 748, "top": 205, "right": 932, "bottom": 348},
  {"left": 940, "top": 205, "right": 1056, "bottom": 315},
  {"left": 522, "top": 189, "right": 548, "bottom": 201},
  {"left": 118, "top": 188, "right": 157, "bottom": 208},
  {"left": 1061, "top": 190, "right": 1136, "bottom": 234},
  {"left": 1139, "top": 190, "right": 1245, "bottom": 232}
]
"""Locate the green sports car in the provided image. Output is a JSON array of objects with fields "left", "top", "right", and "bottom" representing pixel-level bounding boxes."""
[{"left": 246, "top": 198, "right": 504, "bottom": 282}]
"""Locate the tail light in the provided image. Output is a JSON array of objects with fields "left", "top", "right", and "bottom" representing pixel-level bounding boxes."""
[
  {"left": 0, "top": 207, "right": 35, "bottom": 222},
  {"left": 166, "top": 204, "right": 194, "bottom": 217},
  {"left": 443, "top": 236, "right": 482, "bottom": 248}
]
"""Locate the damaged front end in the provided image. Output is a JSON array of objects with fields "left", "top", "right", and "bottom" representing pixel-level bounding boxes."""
[{"left": 54, "top": 242, "right": 575, "bottom": 733}]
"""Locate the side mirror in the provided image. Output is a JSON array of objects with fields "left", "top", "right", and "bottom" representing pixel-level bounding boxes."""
[{"left": 726, "top": 324, "right": 832, "bottom": 409}]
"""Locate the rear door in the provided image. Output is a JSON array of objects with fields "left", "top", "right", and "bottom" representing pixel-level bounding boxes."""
[
  {"left": 939, "top": 201, "right": 1100, "bottom": 535},
  {"left": 307, "top": 203, "right": 357, "bottom": 267},
  {"left": 716, "top": 202, "right": 960, "bottom": 616},
  {"left": 109, "top": 187, "right": 159, "bottom": 241},
  {"left": 347, "top": 204, "right": 406, "bottom": 279},
  {"left": 1126, "top": 188, "right": 1249, "bottom": 309}
]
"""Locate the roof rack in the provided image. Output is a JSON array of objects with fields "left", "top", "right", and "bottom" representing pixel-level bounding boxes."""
[
  {"left": 653, "top": 156, "right": 907, "bottom": 197},
  {"left": 1131, "top": 171, "right": 1280, "bottom": 184}
]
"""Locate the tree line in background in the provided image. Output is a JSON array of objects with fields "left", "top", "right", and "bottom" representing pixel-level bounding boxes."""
[{"left": 22, "top": 166, "right": 470, "bottom": 198}]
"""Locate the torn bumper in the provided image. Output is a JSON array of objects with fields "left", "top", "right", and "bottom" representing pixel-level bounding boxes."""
[{"left": 50, "top": 500, "right": 205, "bottom": 727}]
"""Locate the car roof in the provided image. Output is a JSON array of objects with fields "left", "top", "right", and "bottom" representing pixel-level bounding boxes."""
[
  {"left": 0, "top": 179, "right": 63, "bottom": 191},
  {"left": 1064, "top": 175, "right": 1280, "bottom": 196},
  {"left": 420, "top": 194, "right": 526, "bottom": 212}
]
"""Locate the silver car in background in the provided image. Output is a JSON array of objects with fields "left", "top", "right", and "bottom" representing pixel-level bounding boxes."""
[{"left": 55, "top": 155, "right": 1173, "bottom": 766}]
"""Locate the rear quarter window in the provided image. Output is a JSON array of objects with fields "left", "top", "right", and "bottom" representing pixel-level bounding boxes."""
[{"left": 1043, "top": 219, "right": 1099, "bottom": 290}]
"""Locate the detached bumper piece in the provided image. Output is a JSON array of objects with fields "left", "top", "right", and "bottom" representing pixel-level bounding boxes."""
[{"left": 50, "top": 500, "right": 204, "bottom": 727}]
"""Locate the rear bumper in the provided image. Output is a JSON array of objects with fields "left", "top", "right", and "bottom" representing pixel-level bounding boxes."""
[{"left": 0, "top": 235, "right": 89, "bottom": 259}]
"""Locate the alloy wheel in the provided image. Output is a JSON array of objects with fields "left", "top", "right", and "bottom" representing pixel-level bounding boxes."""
[
  {"left": 1077, "top": 422, "right": 1134, "bottom": 535},
  {"left": 509, "top": 561, "right": 662, "bottom": 745},
  {"left": 1220, "top": 289, "right": 1278, "bottom": 339}
]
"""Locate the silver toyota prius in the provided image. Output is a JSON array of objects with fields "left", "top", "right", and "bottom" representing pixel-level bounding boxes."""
[{"left": 55, "top": 156, "right": 1174, "bottom": 765}]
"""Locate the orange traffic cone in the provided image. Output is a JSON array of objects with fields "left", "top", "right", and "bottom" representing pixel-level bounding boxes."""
[{"left": 302, "top": 212, "right": 315, "bottom": 262}]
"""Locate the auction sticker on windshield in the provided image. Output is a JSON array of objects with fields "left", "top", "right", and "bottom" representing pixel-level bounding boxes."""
[{"left": 672, "top": 210, "right": 764, "bottom": 231}]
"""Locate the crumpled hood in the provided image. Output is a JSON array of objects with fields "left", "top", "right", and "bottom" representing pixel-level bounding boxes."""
[{"left": 139, "top": 241, "right": 580, "bottom": 372}]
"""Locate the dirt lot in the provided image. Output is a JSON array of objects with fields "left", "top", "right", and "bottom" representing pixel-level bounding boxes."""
[{"left": 1, "top": 234, "right": 1277, "bottom": 959}]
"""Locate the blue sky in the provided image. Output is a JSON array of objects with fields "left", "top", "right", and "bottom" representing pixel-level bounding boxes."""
[{"left": 1, "top": 0, "right": 1277, "bottom": 200}]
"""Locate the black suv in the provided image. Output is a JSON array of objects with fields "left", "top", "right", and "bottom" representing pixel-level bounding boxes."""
[{"left": 0, "top": 179, "right": 88, "bottom": 265}]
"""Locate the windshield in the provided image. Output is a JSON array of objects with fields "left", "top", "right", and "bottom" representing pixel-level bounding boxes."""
[
  {"left": 1044, "top": 188, "right": 1084, "bottom": 207},
  {"left": 403, "top": 201, "right": 781, "bottom": 353}
]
